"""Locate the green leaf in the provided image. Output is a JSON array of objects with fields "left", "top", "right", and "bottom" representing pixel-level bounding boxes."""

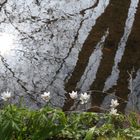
[
  {"left": 84, "top": 126, "right": 96, "bottom": 140},
  {"left": 133, "top": 136, "right": 140, "bottom": 140},
  {"left": 12, "top": 121, "right": 20, "bottom": 131}
]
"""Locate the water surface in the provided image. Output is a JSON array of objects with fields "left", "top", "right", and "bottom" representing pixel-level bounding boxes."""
[{"left": 0, "top": 0, "right": 140, "bottom": 113}]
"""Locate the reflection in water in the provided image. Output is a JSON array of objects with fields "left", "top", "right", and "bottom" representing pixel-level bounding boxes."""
[
  {"left": 126, "top": 69, "right": 140, "bottom": 113},
  {"left": 76, "top": 29, "right": 109, "bottom": 92},
  {"left": 103, "top": 0, "right": 139, "bottom": 92},
  {"left": 0, "top": 0, "right": 110, "bottom": 108},
  {"left": 115, "top": 1, "right": 140, "bottom": 112},
  {"left": 0, "top": 0, "right": 140, "bottom": 112},
  {"left": 42, "top": 0, "right": 110, "bottom": 107},
  {"left": 88, "top": 0, "right": 131, "bottom": 95},
  {"left": 0, "top": 33, "right": 16, "bottom": 55}
]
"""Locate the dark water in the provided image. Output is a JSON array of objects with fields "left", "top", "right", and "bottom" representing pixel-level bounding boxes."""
[{"left": 0, "top": 0, "right": 140, "bottom": 113}]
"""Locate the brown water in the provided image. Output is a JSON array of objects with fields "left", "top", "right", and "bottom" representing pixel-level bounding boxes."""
[{"left": 0, "top": 0, "right": 140, "bottom": 113}]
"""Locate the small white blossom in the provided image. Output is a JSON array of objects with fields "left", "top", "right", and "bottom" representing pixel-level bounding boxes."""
[
  {"left": 110, "top": 99, "right": 119, "bottom": 108},
  {"left": 69, "top": 91, "right": 78, "bottom": 99},
  {"left": 80, "top": 92, "right": 90, "bottom": 104},
  {"left": 41, "top": 92, "right": 51, "bottom": 102},
  {"left": 1, "top": 91, "right": 12, "bottom": 101},
  {"left": 110, "top": 108, "right": 119, "bottom": 115}
]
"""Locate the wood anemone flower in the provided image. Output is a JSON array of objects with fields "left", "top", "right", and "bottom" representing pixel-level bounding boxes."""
[
  {"left": 69, "top": 91, "right": 78, "bottom": 99},
  {"left": 110, "top": 108, "right": 119, "bottom": 116},
  {"left": 41, "top": 92, "right": 51, "bottom": 102},
  {"left": 110, "top": 99, "right": 119, "bottom": 108},
  {"left": 80, "top": 92, "right": 90, "bottom": 104},
  {"left": 1, "top": 91, "right": 12, "bottom": 101}
]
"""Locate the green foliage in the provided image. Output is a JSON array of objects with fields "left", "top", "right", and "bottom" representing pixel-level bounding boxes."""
[
  {"left": 84, "top": 126, "right": 96, "bottom": 140},
  {"left": 0, "top": 105, "right": 140, "bottom": 140},
  {"left": 0, "top": 105, "right": 66, "bottom": 140}
]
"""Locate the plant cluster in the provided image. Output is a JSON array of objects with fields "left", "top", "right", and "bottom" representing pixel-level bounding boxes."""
[{"left": 0, "top": 91, "right": 140, "bottom": 140}]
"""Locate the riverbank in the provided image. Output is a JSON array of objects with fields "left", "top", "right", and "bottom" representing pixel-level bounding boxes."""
[{"left": 0, "top": 104, "right": 140, "bottom": 140}]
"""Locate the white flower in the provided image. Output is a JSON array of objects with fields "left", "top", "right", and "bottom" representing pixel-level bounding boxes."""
[
  {"left": 69, "top": 91, "right": 78, "bottom": 99},
  {"left": 1, "top": 91, "right": 12, "bottom": 101},
  {"left": 80, "top": 92, "right": 90, "bottom": 104},
  {"left": 110, "top": 108, "right": 119, "bottom": 115},
  {"left": 110, "top": 99, "right": 119, "bottom": 108},
  {"left": 41, "top": 92, "right": 51, "bottom": 102}
]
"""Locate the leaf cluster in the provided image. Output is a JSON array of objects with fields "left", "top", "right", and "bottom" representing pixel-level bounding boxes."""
[{"left": 0, "top": 105, "right": 140, "bottom": 140}]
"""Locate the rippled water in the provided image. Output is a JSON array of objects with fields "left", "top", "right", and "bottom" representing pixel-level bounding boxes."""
[{"left": 0, "top": 0, "right": 140, "bottom": 113}]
